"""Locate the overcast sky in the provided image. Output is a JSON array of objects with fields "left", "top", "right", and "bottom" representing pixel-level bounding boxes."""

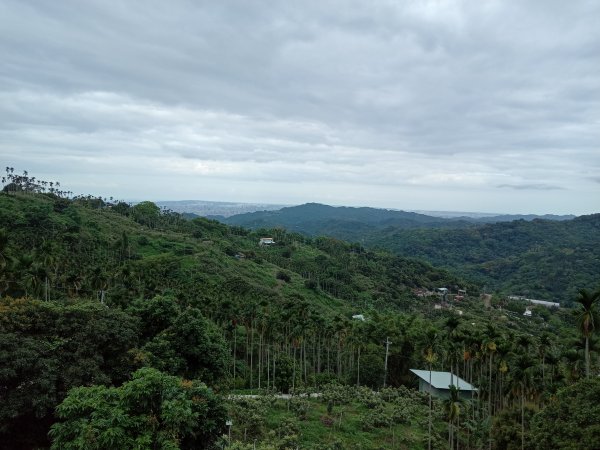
[{"left": 1, "top": 0, "right": 599, "bottom": 214}]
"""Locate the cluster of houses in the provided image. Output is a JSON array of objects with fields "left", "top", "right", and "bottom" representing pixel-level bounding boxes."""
[{"left": 413, "top": 287, "right": 469, "bottom": 312}]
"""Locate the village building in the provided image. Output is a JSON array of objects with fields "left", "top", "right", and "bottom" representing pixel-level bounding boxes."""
[
  {"left": 410, "top": 369, "right": 478, "bottom": 400},
  {"left": 258, "top": 237, "right": 275, "bottom": 246},
  {"left": 508, "top": 295, "right": 560, "bottom": 308}
]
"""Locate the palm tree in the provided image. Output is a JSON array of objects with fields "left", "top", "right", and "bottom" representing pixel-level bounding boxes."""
[
  {"left": 481, "top": 323, "right": 499, "bottom": 450},
  {"left": 510, "top": 354, "right": 534, "bottom": 450},
  {"left": 423, "top": 329, "right": 439, "bottom": 450},
  {"left": 444, "top": 385, "right": 464, "bottom": 449},
  {"left": 575, "top": 288, "right": 600, "bottom": 378},
  {"left": 537, "top": 333, "right": 552, "bottom": 386}
]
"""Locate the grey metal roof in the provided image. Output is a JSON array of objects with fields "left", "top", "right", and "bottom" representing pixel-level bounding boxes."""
[{"left": 410, "top": 369, "right": 478, "bottom": 391}]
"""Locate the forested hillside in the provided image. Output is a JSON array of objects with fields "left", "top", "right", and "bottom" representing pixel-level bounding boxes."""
[
  {"left": 1, "top": 173, "right": 599, "bottom": 449},
  {"left": 223, "top": 203, "right": 600, "bottom": 302},
  {"left": 363, "top": 216, "right": 600, "bottom": 303},
  {"left": 223, "top": 203, "right": 457, "bottom": 237}
]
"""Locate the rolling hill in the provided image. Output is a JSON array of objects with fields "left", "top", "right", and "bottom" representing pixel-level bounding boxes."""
[{"left": 221, "top": 203, "right": 600, "bottom": 301}]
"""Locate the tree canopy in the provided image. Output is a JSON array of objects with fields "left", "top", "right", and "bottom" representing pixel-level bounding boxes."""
[{"left": 49, "top": 367, "right": 226, "bottom": 450}]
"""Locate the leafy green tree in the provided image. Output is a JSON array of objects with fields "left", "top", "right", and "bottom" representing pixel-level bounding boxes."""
[
  {"left": 274, "top": 353, "right": 295, "bottom": 393},
  {"left": 228, "top": 396, "right": 271, "bottom": 442},
  {"left": 50, "top": 367, "right": 226, "bottom": 450},
  {"left": 357, "top": 350, "right": 384, "bottom": 388},
  {"left": 128, "top": 295, "right": 181, "bottom": 341},
  {"left": 0, "top": 298, "right": 138, "bottom": 448},
  {"left": 491, "top": 405, "right": 536, "bottom": 450},
  {"left": 530, "top": 378, "right": 600, "bottom": 450},
  {"left": 143, "top": 307, "right": 228, "bottom": 384},
  {"left": 131, "top": 201, "right": 161, "bottom": 227}
]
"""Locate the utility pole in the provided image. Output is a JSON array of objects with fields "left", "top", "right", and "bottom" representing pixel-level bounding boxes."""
[{"left": 383, "top": 337, "right": 392, "bottom": 387}]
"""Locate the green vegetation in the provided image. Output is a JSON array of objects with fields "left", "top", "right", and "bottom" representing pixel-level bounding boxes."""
[
  {"left": 1, "top": 169, "right": 599, "bottom": 449},
  {"left": 50, "top": 367, "right": 226, "bottom": 450},
  {"left": 225, "top": 385, "right": 447, "bottom": 449},
  {"left": 529, "top": 378, "right": 600, "bottom": 450},
  {"left": 223, "top": 203, "right": 600, "bottom": 302}
]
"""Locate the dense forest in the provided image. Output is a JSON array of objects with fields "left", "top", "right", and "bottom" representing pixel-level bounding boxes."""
[
  {"left": 223, "top": 203, "right": 600, "bottom": 303},
  {"left": 1, "top": 169, "right": 599, "bottom": 449}
]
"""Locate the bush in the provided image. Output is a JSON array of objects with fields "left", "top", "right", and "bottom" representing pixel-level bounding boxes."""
[
  {"left": 359, "top": 407, "right": 392, "bottom": 431},
  {"left": 288, "top": 397, "right": 310, "bottom": 421},
  {"left": 304, "top": 279, "right": 318, "bottom": 290},
  {"left": 321, "top": 384, "right": 355, "bottom": 406},
  {"left": 276, "top": 270, "right": 291, "bottom": 283}
]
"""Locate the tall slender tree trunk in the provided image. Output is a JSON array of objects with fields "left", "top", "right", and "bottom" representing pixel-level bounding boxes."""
[
  {"left": 541, "top": 354, "right": 545, "bottom": 386},
  {"left": 489, "top": 353, "right": 493, "bottom": 450},
  {"left": 585, "top": 337, "right": 590, "bottom": 378},
  {"left": 250, "top": 325, "right": 254, "bottom": 389},
  {"left": 303, "top": 338, "right": 308, "bottom": 383},
  {"left": 266, "top": 344, "right": 270, "bottom": 388},
  {"left": 233, "top": 327, "right": 237, "bottom": 381},
  {"left": 273, "top": 346, "right": 277, "bottom": 390},
  {"left": 317, "top": 334, "right": 321, "bottom": 374},
  {"left": 292, "top": 345, "right": 297, "bottom": 392},
  {"left": 258, "top": 331, "right": 263, "bottom": 389},
  {"left": 428, "top": 364, "right": 432, "bottom": 450},
  {"left": 521, "top": 387, "right": 525, "bottom": 450},
  {"left": 337, "top": 338, "right": 342, "bottom": 376}
]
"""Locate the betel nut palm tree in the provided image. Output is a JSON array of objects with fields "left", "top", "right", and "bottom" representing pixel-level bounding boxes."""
[
  {"left": 575, "top": 288, "right": 600, "bottom": 378},
  {"left": 423, "top": 329, "right": 439, "bottom": 450}
]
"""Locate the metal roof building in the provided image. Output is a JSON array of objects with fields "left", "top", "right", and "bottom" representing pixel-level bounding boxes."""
[{"left": 410, "top": 369, "right": 477, "bottom": 400}]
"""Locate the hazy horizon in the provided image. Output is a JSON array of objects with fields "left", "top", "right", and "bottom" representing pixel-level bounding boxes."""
[{"left": 152, "top": 198, "right": 580, "bottom": 218}]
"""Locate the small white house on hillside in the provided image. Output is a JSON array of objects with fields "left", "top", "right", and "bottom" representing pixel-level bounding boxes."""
[
  {"left": 410, "top": 369, "right": 477, "bottom": 400},
  {"left": 259, "top": 237, "right": 275, "bottom": 246}
]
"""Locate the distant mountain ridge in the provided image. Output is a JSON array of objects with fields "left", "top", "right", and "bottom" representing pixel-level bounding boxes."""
[
  {"left": 411, "top": 210, "right": 576, "bottom": 222},
  {"left": 221, "top": 202, "right": 577, "bottom": 239}
]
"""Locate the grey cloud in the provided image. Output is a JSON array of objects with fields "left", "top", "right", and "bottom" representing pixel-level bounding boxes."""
[
  {"left": 496, "top": 183, "right": 566, "bottom": 191},
  {"left": 1, "top": 0, "right": 599, "bottom": 214}
]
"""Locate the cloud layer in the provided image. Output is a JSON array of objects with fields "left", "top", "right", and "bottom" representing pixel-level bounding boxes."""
[{"left": 1, "top": 0, "right": 599, "bottom": 213}]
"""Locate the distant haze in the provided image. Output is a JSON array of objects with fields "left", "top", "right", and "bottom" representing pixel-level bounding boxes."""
[
  {"left": 1, "top": 1, "right": 599, "bottom": 214},
  {"left": 156, "top": 200, "right": 288, "bottom": 218}
]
